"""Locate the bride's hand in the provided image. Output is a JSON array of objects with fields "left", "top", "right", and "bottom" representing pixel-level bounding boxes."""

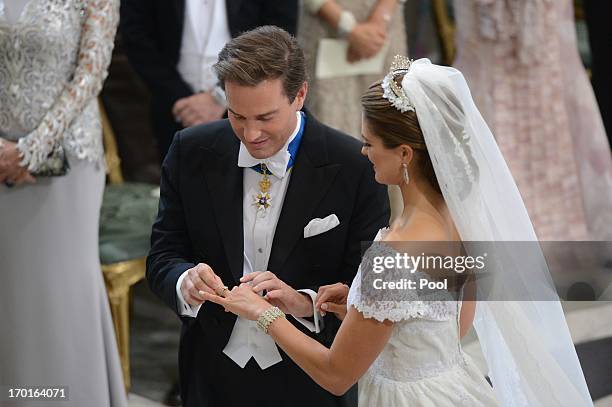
[
  {"left": 315, "top": 283, "right": 349, "bottom": 320},
  {"left": 201, "top": 283, "right": 271, "bottom": 321}
]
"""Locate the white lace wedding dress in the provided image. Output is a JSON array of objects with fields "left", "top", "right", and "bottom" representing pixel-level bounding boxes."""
[{"left": 347, "top": 229, "right": 499, "bottom": 406}]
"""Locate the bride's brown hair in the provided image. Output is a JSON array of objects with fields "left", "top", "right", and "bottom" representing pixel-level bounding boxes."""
[{"left": 361, "top": 78, "right": 441, "bottom": 194}]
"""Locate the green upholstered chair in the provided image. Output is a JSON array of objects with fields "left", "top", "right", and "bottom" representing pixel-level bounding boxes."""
[{"left": 99, "top": 99, "right": 158, "bottom": 391}]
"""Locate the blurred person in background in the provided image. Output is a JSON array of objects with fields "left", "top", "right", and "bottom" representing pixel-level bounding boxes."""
[
  {"left": 0, "top": 0, "right": 127, "bottom": 405},
  {"left": 453, "top": 0, "right": 612, "bottom": 241},
  {"left": 120, "top": 0, "right": 299, "bottom": 162},
  {"left": 300, "top": 0, "right": 406, "bottom": 139},
  {"left": 300, "top": 0, "right": 407, "bottom": 220}
]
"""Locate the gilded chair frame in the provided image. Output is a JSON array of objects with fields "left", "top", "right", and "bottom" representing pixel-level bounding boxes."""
[
  {"left": 100, "top": 99, "right": 147, "bottom": 391},
  {"left": 431, "top": 0, "right": 456, "bottom": 66}
]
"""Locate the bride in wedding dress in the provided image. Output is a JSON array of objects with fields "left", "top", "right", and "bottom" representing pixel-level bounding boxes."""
[{"left": 201, "top": 57, "right": 593, "bottom": 406}]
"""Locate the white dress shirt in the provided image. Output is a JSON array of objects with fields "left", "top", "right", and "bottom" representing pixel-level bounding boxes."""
[
  {"left": 177, "top": 0, "right": 231, "bottom": 93},
  {"left": 175, "top": 112, "right": 323, "bottom": 369}
]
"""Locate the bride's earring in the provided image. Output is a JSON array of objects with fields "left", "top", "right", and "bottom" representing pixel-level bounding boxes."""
[{"left": 402, "top": 163, "right": 410, "bottom": 185}]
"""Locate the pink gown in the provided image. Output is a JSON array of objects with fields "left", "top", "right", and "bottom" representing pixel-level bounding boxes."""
[{"left": 454, "top": 0, "right": 612, "bottom": 241}]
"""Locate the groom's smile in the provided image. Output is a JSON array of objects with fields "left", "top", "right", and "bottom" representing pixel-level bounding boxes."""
[
  {"left": 248, "top": 138, "right": 270, "bottom": 150},
  {"left": 225, "top": 78, "right": 307, "bottom": 159}
]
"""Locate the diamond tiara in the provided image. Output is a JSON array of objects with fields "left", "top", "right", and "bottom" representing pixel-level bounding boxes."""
[{"left": 381, "top": 55, "right": 415, "bottom": 113}]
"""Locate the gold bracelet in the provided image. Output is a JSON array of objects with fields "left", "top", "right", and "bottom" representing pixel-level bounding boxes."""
[{"left": 256, "top": 306, "right": 286, "bottom": 334}]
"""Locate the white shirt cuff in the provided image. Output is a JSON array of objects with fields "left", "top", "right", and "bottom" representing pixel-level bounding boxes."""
[
  {"left": 176, "top": 270, "right": 202, "bottom": 318},
  {"left": 293, "top": 289, "right": 324, "bottom": 333}
]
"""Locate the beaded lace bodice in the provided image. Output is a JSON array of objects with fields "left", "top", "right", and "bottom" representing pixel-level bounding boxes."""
[
  {"left": 0, "top": 0, "right": 119, "bottom": 171},
  {"left": 347, "top": 228, "right": 466, "bottom": 383}
]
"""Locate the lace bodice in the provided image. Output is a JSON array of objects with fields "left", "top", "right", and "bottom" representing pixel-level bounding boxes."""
[
  {"left": 0, "top": 0, "right": 119, "bottom": 171},
  {"left": 348, "top": 228, "right": 458, "bottom": 323},
  {"left": 347, "top": 228, "right": 467, "bottom": 383}
]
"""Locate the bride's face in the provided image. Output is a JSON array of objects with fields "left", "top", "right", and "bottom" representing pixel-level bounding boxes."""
[{"left": 360, "top": 118, "right": 405, "bottom": 185}]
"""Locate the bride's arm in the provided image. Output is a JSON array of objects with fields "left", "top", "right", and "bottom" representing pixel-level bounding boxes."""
[
  {"left": 268, "top": 306, "right": 393, "bottom": 396},
  {"left": 459, "top": 300, "right": 476, "bottom": 338},
  {"left": 203, "top": 285, "right": 393, "bottom": 396},
  {"left": 459, "top": 276, "right": 477, "bottom": 338}
]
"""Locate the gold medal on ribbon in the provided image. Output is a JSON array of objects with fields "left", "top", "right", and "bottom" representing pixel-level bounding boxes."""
[{"left": 253, "top": 164, "right": 272, "bottom": 210}]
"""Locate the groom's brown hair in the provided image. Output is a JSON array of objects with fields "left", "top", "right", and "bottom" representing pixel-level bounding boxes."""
[{"left": 213, "top": 25, "right": 306, "bottom": 102}]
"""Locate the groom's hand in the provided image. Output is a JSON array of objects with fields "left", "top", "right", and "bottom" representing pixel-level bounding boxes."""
[
  {"left": 240, "top": 271, "right": 313, "bottom": 318},
  {"left": 180, "top": 263, "right": 225, "bottom": 307}
]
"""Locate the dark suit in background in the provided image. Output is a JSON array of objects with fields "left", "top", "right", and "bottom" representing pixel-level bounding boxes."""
[
  {"left": 147, "top": 111, "right": 390, "bottom": 406},
  {"left": 120, "top": 0, "right": 299, "bottom": 160},
  {"left": 584, "top": 0, "right": 612, "bottom": 147}
]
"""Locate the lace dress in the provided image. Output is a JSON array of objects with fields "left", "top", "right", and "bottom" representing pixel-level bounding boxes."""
[
  {"left": 453, "top": 0, "right": 612, "bottom": 241},
  {"left": 347, "top": 229, "right": 499, "bottom": 406},
  {"left": 0, "top": 1, "right": 126, "bottom": 405}
]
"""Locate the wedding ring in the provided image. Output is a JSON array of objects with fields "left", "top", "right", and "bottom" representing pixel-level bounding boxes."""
[{"left": 216, "top": 286, "right": 229, "bottom": 297}]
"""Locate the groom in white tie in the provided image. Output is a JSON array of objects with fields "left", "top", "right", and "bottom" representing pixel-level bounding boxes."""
[{"left": 147, "top": 26, "right": 389, "bottom": 407}]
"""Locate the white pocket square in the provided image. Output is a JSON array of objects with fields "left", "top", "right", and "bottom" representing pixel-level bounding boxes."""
[{"left": 303, "top": 214, "right": 340, "bottom": 238}]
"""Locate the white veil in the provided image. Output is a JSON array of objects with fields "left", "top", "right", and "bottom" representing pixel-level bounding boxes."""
[{"left": 396, "top": 58, "right": 592, "bottom": 406}]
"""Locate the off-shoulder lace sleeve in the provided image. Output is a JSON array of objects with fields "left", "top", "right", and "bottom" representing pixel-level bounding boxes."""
[
  {"left": 347, "top": 242, "right": 456, "bottom": 323},
  {"left": 17, "top": 0, "right": 119, "bottom": 172},
  {"left": 347, "top": 267, "right": 431, "bottom": 323}
]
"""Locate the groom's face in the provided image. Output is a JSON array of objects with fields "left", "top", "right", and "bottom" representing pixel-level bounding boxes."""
[{"left": 225, "top": 78, "right": 307, "bottom": 159}]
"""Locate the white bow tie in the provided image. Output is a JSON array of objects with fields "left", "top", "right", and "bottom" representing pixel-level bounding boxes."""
[{"left": 237, "top": 147, "right": 291, "bottom": 179}]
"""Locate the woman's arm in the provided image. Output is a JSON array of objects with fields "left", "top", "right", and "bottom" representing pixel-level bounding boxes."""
[
  {"left": 368, "top": 0, "right": 401, "bottom": 26},
  {"left": 310, "top": 0, "right": 343, "bottom": 30},
  {"left": 306, "top": 0, "right": 401, "bottom": 61},
  {"left": 17, "top": 0, "right": 119, "bottom": 172},
  {"left": 203, "top": 285, "right": 393, "bottom": 396},
  {"left": 459, "top": 299, "right": 476, "bottom": 339},
  {"left": 269, "top": 306, "right": 393, "bottom": 395},
  {"left": 459, "top": 276, "right": 477, "bottom": 338},
  {"left": 307, "top": 0, "right": 399, "bottom": 30}
]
